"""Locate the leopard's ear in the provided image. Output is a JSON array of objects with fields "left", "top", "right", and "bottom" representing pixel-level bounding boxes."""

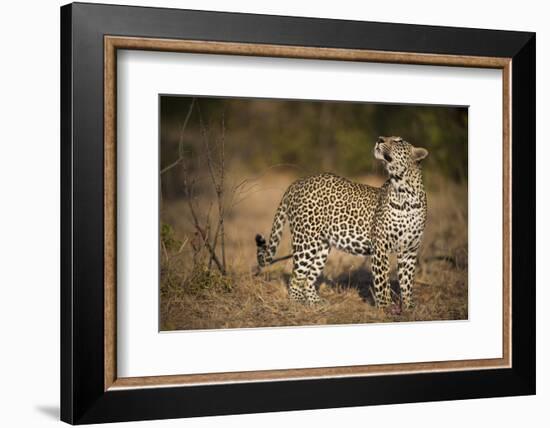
[{"left": 412, "top": 147, "right": 429, "bottom": 162}]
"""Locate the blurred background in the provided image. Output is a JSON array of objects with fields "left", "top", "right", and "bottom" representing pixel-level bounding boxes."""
[
  {"left": 159, "top": 95, "right": 468, "bottom": 331},
  {"left": 160, "top": 96, "right": 468, "bottom": 199}
]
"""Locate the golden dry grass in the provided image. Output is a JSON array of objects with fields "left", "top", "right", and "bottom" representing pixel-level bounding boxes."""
[{"left": 160, "top": 171, "right": 468, "bottom": 331}]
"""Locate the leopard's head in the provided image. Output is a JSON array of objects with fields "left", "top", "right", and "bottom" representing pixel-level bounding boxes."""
[{"left": 374, "top": 136, "right": 428, "bottom": 178}]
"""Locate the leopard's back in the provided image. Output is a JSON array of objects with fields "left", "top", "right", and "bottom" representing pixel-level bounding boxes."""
[{"left": 284, "top": 173, "right": 379, "bottom": 255}]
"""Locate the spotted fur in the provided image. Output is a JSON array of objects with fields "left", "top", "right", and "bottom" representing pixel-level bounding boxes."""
[{"left": 256, "top": 136, "right": 428, "bottom": 309}]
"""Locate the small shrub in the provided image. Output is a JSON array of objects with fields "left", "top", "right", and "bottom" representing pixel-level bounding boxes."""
[
  {"left": 185, "top": 263, "right": 233, "bottom": 295},
  {"left": 161, "top": 222, "right": 182, "bottom": 251}
]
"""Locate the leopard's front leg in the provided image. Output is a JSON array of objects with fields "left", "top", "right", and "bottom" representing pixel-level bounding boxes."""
[
  {"left": 372, "top": 242, "right": 391, "bottom": 307},
  {"left": 397, "top": 250, "right": 417, "bottom": 310}
]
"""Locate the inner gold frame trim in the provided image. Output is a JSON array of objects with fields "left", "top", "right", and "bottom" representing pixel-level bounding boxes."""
[{"left": 104, "top": 36, "right": 512, "bottom": 391}]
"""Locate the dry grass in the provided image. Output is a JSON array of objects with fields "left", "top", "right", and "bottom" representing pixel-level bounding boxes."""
[{"left": 160, "top": 171, "right": 468, "bottom": 331}]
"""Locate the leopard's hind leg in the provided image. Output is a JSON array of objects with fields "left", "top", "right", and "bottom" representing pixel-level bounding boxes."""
[
  {"left": 303, "top": 240, "right": 330, "bottom": 304},
  {"left": 290, "top": 236, "right": 326, "bottom": 304}
]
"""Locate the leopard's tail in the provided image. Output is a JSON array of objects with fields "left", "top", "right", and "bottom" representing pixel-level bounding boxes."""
[{"left": 255, "top": 195, "right": 288, "bottom": 268}]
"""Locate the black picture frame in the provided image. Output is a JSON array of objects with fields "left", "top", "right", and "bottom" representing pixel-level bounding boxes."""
[{"left": 61, "top": 2, "right": 535, "bottom": 424}]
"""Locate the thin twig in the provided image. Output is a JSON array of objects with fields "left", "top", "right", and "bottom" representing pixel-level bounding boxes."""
[
  {"left": 180, "top": 151, "right": 225, "bottom": 274},
  {"left": 160, "top": 98, "right": 195, "bottom": 175},
  {"left": 188, "top": 197, "right": 225, "bottom": 274},
  {"left": 198, "top": 105, "right": 226, "bottom": 272},
  {"left": 219, "top": 112, "right": 227, "bottom": 271}
]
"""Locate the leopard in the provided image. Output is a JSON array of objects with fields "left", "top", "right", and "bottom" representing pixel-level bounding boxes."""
[{"left": 255, "top": 136, "right": 428, "bottom": 310}]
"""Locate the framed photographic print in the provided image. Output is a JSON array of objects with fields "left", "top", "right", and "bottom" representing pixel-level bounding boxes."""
[{"left": 60, "top": 2, "right": 536, "bottom": 424}]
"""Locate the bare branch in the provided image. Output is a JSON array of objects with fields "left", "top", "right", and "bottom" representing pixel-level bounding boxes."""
[
  {"left": 160, "top": 98, "right": 195, "bottom": 175},
  {"left": 186, "top": 193, "right": 225, "bottom": 274},
  {"left": 231, "top": 163, "right": 302, "bottom": 191},
  {"left": 178, "top": 149, "right": 225, "bottom": 274},
  {"left": 218, "top": 112, "right": 227, "bottom": 271}
]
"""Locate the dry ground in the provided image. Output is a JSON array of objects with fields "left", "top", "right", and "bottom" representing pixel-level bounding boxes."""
[{"left": 160, "top": 171, "right": 468, "bottom": 331}]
